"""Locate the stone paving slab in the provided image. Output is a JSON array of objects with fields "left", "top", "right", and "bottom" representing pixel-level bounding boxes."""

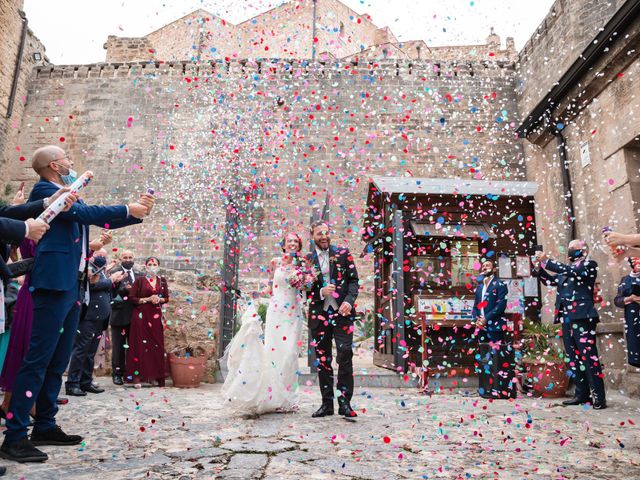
[{"left": 2, "top": 378, "right": 640, "bottom": 479}]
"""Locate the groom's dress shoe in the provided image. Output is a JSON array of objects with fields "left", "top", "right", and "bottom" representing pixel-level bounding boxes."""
[
  {"left": 338, "top": 401, "right": 358, "bottom": 418},
  {"left": 311, "top": 404, "right": 334, "bottom": 418},
  {"left": 593, "top": 401, "right": 607, "bottom": 410},
  {"left": 562, "top": 397, "right": 590, "bottom": 406}
]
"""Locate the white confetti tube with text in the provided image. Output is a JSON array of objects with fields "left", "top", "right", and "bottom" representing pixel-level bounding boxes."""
[{"left": 37, "top": 170, "right": 94, "bottom": 224}]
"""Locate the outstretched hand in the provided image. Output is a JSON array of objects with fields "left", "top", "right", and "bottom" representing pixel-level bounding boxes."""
[{"left": 128, "top": 193, "right": 155, "bottom": 219}]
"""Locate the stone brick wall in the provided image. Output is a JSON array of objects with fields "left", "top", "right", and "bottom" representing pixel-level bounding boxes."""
[
  {"left": 517, "top": 0, "right": 628, "bottom": 116},
  {"left": 103, "top": 36, "right": 154, "bottom": 63},
  {"left": 518, "top": 2, "right": 640, "bottom": 392},
  {"left": 0, "top": 0, "right": 48, "bottom": 189},
  {"left": 6, "top": 58, "right": 524, "bottom": 316}
]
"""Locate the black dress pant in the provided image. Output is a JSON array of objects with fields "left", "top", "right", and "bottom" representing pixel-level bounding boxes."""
[
  {"left": 111, "top": 323, "right": 130, "bottom": 376},
  {"left": 477, "top": 337, "right": 516, "bottom": 399},
  {"left": 311, "top": 308, "right": 354, "bottom": 405},
  {"left": 561, "top": 318, "right": 606, "bottom": 403},
  {"left": 66, "top": 315, "right": 108, "bottom": 389}
]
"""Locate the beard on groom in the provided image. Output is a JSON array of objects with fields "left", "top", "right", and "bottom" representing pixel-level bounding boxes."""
[{"left": 306, "top": 221, "right": 360, "bottom": 419}]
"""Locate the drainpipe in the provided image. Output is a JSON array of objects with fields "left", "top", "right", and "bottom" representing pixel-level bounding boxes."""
[
  {"left": 311, "top": 0, "right": 317, "bottom": 61},
  {"left": 553, "top": 126, "right": 577, "bottom": 241},
  {"left": 7, "top": 10, "right": 28, "bottom": 119}
]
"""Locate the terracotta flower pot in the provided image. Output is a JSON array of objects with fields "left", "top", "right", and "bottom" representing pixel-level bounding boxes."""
[
  {"left": 526, "top": 360, "right": 569, "bottom": 398},
  {"left": 169, "top": 353, "right": 206, "bottom": 388}
]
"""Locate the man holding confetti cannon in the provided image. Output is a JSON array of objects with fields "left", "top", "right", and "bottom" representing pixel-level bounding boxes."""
[{"left": 0, "top": 145, "right": 155, "bottom": 464}]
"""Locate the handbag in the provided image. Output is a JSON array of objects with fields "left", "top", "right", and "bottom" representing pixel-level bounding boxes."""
[{"left": 7, "top": 258, "right": 34, "bottom": 278}]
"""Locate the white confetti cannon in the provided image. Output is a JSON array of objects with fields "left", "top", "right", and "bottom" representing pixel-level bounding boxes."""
[{"left": 37, "top": 170, "right": 94, "bottom": 224}]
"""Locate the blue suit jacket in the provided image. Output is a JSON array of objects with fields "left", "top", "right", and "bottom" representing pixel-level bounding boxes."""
[
  {"left": 85, "top": 272, "right": 114, "bottom": 321},
  {"left": 536, "top": 258, "right": 599, "bottom": 323},
  {"left": 472, "top": 277, "right": 508, "bottom": 333},
  {"left": 28, "top": 179, "right": 142, "bottom": 292}
]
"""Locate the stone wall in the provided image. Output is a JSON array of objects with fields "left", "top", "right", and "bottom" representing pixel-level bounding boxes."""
[
  {"left": 102, "top": 0, "right": 387, "bottom": 63},
  {"left": 6, "top": 58, "right": 524, "bottom": 315},
  {"left": 517, "top": 0, "right": 628, "bottom": 116},
  {"left": 517, "top": 2, "right": 640, "bottom": 393},
  {"left": 103, "top": 36, "right": 154, "bottom": 63},
  {"left": 0, "top": 0, "right": 48, "bottom": 189}
]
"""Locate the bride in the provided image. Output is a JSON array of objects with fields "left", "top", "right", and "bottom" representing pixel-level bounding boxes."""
[{"left": 221, "top": 232, "right": 310, "bottom": 415}]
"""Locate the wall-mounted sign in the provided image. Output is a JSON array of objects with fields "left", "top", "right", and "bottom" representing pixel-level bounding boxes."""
[{"left": 580, "top": 141, "right": 591, "bottom": 167}]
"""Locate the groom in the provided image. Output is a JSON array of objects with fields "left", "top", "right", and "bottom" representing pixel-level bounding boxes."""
[{"left": 307, "top": 221, "right": 359, "bottom": 418}]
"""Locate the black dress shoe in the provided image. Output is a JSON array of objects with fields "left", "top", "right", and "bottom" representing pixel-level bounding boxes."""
[
  {"left": 593, "top": 402, "right": 607, "bottom": 410},
  {"left": 30, "top": 426, "right": 83, "bottom": 446},
  {"left": 0, "top": 438, "right": 48, "bottom": 463},
  {"left": 0, "top": 465, "right": 6, "bottom": 475},
  {"left": 65, "top": 387, "right": 87, "bottom": 397},
  {"left": 562, "top": 397, "right": 591, "bottom": 406},
  {"left": 338, "top": 401, "right": 358, "bottom": 418},
  {"left": 112, "top": 375, "right": 124, "bottom": 386},
  {"left": 311, "top": 404, "right": 334, "bottom": 418},
  {"left": 81, "top": 384, "right": 105, "bottom": 394}
]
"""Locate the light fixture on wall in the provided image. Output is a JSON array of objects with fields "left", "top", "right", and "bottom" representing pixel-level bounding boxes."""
[{"left": 32, "top": 52, "right": 42, "bottom": 61}]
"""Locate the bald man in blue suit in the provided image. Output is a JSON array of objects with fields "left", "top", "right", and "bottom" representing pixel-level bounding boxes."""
[{"left": 0, "top": 146, "right": 155, "bottom": 464}]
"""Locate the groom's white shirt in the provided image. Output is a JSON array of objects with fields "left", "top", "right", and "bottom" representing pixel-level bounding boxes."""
[{"left": 316, "top": 247, "right": 339, "bottom": 312}]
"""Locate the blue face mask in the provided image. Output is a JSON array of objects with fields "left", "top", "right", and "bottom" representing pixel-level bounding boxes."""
[
  {"left": 60, "top": 168, "right": 77, "bottom": 185},
  {"left": 53, "top": 162, "right": 77, "bottom": 185},
  {"left": 568, "top": 249, "right": 584, "bottom": 261},
  {"left": 92, "top": 256, "right": 107, "bottom": 268}
]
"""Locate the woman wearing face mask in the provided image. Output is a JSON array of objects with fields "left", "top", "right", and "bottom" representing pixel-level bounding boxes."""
[{"left": 126, "top": 257, "right": 170, "bottom": 387}]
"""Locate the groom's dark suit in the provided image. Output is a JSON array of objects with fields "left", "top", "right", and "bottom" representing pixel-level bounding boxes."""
[{"left": 306, "top": 244, "right": 359, "bottom": 405}]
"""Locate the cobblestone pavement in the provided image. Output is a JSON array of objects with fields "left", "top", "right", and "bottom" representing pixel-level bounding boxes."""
[{"left": 4, "top": 380, "right": 640, "bottom": 479}]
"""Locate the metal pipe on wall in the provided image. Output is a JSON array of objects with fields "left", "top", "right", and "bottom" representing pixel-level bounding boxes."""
[
  {"left": 554, "top": 128, "right": 577, "bottom": 241},
  {"left": 7, "top": 10, "right": 28, "bottom": 119}
]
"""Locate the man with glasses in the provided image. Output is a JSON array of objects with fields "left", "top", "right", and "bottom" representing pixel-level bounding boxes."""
[{"left": 0, "top": 145, "right": 155, "bottom": 464}]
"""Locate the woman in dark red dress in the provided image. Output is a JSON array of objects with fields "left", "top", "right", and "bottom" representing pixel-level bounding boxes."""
[{"left": 126, "top": 257, "right": 170, "bottom": 387}]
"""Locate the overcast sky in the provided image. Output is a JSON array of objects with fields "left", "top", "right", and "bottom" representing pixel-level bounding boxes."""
[{"left": 24, "top": 0, "right": 556, "bottom": 65}]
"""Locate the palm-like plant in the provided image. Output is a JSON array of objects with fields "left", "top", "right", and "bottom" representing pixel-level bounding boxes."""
[{"left": 520, "top": 319, "right": 565, "bottom": 363}]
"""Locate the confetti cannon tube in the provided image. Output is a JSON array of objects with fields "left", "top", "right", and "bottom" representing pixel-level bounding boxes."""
[{"left": 37, "top": 171, "right": 94, "bottom": 224}]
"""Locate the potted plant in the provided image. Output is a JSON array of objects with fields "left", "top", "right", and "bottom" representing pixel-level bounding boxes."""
[
  {"left": 169, "top": 329, "right": 208, "bottom": 388},
  {"left": 520, "top": 320, "right": 569, "bottom": 398}
]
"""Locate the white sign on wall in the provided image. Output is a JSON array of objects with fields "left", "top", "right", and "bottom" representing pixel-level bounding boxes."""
[{"left": 580, "top": 141, "right": 591, "bottom": 167}]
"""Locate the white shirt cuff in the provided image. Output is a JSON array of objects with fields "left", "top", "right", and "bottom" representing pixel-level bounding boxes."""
[
  {"left": 23, "top": 221, "right": 29, "bottom": 238},
  {"left": 320, "top": 289, "right": 325, "bottom": 300},
  {"left": 125, "top": 206, "right": 130, "bottom": 217}
]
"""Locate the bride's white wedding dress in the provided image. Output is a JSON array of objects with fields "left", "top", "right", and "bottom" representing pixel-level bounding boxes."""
[{"left": 221, "top": 263, "right": 305, "bottom": 414}]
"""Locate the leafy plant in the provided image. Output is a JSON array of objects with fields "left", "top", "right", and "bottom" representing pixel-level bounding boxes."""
[
  {"left": 257, "top": 303, "right": 268, "bottom": 324},
  {"left": 354, "top": 310, "right": 375, "bottom": 342},
  {"left": 520, "top": 319, "right": 565, "bottom": 363}
]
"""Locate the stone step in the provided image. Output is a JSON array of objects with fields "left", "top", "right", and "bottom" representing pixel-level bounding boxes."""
[
  {"left": 298, "top": 369, "right": 419, "bottom": 389},
  {"left": 297, "top": 367, "right": 479, "bottom": 390}
]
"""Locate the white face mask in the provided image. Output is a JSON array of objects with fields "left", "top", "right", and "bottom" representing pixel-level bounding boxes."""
[{"left": 147, "top": 265, "right": 159, "bottom": 276}]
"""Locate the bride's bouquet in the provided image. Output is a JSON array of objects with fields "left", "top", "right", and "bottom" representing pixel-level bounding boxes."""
[{"left": 288, "top": 259, "right": 317, "bottom": 291}]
